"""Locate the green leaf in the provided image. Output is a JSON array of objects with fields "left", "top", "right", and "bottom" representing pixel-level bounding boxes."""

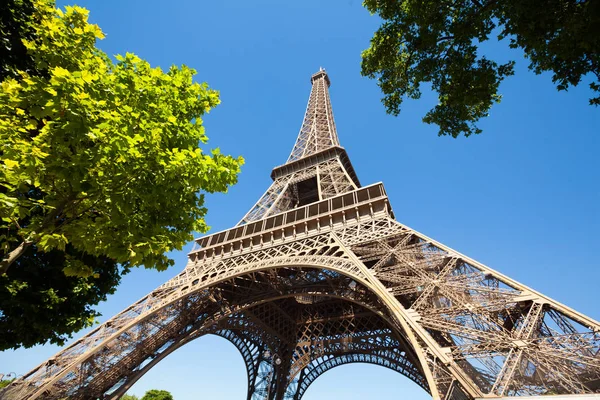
[
  {"left": 38, "top": 234, "right": 68, "bottom": 252},
  {"left": 63, "top": 259, "right": 94, "bottom": 278}
]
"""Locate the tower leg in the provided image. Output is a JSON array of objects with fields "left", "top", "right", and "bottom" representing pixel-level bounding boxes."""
[{"left": 251, "top": 346, "right": 293, "bottom": 400}]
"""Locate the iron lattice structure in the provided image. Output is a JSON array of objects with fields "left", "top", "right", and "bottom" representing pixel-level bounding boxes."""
[{"left": 3, "top": 69, "right": 600, "bottom": 400}]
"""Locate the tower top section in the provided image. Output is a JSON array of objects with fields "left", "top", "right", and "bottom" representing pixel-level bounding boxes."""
[
  {"left": 237, "top": 69, "right": 359, "bottom": 225},
  {"left": 286, "top": 68, "right": 340, "bottom": 163},
  {"left": 311, "top": 67, "right": 330, "bottom": 86}
]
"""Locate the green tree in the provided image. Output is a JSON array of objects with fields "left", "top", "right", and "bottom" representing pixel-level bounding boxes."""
[
  {"left": 0, "top": 1, "right": 242, "bottom": 272},
  {"left": 0, "top": 1, "right": 129, "bottom": 350},
  {"left": 141, "top": 389, "right": 174, "bottom": 400},
  {"left": 0, "top": 0, "right": 242, "bottom": 349},
  {"left": 361, "top": 0, "right": 600, "bottom": 138},
  {"left": 0, "top": 241, "right": 126, "bottom": 350},
  {"left": 120, "top": 394, "right": 139, "bottom": 400}
]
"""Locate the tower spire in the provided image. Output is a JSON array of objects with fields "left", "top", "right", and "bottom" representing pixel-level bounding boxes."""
[
  {"left": 287, "top": 68, "right": 340, "bottom": 162},
  {"left": 235, "top": 69, "right": 359, "bottom": 225}
]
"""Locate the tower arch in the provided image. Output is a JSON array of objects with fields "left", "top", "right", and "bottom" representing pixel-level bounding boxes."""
[
  {"left": 288, "top": 353, "right": 429, "bottom": 400},
  {"left": 38, "top": 259, "right": 433, "bottom": 400}
]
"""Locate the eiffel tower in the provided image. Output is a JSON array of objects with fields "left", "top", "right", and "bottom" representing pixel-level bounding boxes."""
[{"left": 3, "top": 69, "right": 600, "bottom": 400}]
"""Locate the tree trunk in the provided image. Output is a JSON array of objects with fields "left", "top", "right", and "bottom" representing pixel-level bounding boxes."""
[{"left": 0, "top": 240, "right": 33, "bottom": 275}]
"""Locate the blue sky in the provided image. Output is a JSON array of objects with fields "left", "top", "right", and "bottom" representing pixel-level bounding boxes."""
[{"left": 1, "top": 1, "right": 599, "bottom": 399}]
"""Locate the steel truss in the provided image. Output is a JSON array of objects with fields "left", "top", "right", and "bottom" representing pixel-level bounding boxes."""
[{"left": 3, "top": 69, "right": 599, "bottom": 400}]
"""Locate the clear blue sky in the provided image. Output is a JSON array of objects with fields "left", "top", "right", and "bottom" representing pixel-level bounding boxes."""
[{"left": 1, "top": 1, "right": 599, "bottom": 399}]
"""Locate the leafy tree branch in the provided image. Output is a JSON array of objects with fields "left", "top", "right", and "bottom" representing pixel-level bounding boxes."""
[{"left": 362, "top": 0, "right": 599, "bottom": 137}]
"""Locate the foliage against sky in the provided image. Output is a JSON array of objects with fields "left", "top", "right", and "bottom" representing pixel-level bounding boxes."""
[
  {"left": 362, "top": 0, "right": 600, "bottom": 137},
  {"left": 0, "top": 0, "right": 243, "bottom": 273},
  {"left": 141, "top": 389, "right": 175, "bottom": 400}
]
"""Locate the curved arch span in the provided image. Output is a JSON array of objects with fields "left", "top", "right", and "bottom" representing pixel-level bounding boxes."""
[
  {"left": 289, "top": 352, "right": 430, "bottom": 400},
  {"left": 106, "top": 289, "right": 427, "bottom": 399},
  {"left": 7, "top": 255, "right": 437, "bottom": 400}
]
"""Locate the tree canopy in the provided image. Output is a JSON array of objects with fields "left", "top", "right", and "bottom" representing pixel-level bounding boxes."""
[
  {"left": 0, "top": 0, "right": 242, "bottom": 349},
  {"left": 0, "top": 241, "right": 126, "bottom": 349},
  {"left": 141, "top": 389, "right": 174, "bottom": 400},
  {"left": 361, "top": 0, "right": 600, "bottom": 137}
]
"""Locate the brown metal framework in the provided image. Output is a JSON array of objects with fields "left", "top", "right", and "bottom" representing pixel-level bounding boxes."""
[{"left": 3, "top": 69, "right": 599, "bottom": 400}]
